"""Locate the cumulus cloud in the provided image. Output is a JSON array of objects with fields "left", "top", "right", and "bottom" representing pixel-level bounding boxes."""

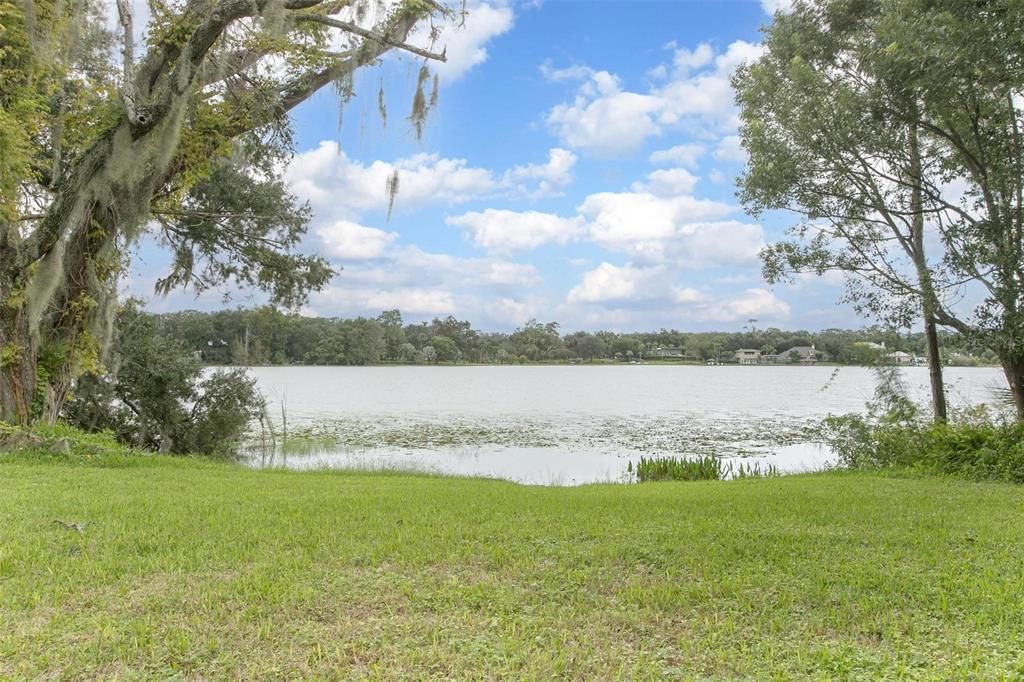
[
  {"left": 485, "top": 297, "right": 539, "bottom": 326},
  {"left": 634, "top": 168, "right": 700, "bottom": 196},
  {"left": 545, "top": 71, "right": 664, "bottom": 156},
  {"left": 303, "top": 241, "right": 543, "bottom": 321},
  {"left": 286, "top": 142, "right": 496, "bottom": 219},
  {"left": 564, "top": 265, "right": 789, "bottom": 324},
  {"left": 672, "top": 43, "right": 714, "bottom": 75},
  {"left": 317, "top": 220, "right": 397, "bottom": 260},
  {"left": 286, "top": 142, "right": 577, "bottom": 221},
  {"left": 698, "top": 288, "right": 791, "bottom": 322},
  {"left": 577, "top": 190, "right": 762, "bottom": 266},
  {"left": 447, "top": 209, "right": 584, "bottom": 253},
  {"left": 313, "top": 285, "right": 457, "bottom": 315},
  {"left": 502, "top": 147, "right": 577, "bottom": 198},
  {"left": 544, "top": 41, "right": 764, "bottom": 156},
  {"left": 648, "top": 143, "right": 706, "bottom": 168},
  {"left": 568, "top": 263, "right": 657, "bottom": 303}
]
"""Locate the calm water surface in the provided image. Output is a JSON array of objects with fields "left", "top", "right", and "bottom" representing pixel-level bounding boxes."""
[{"left": 243, "top": 365, "right": 1006, "bottom": 485}]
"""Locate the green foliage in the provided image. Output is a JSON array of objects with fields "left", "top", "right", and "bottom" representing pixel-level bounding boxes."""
[
  {"left": 154, "top": 159, "right": 333, "bottom": 309},
  {"left": 153, "top": 307, "right": 995, "bottom": 367},
  {"left": 63, "top": 302, "right": 262, "bottom": 456},
  {"left": 635, "top": 455, "right": 782, "bottom": 482},
  {"left": 824, "top": 366, "right": 1024, "bottom": 483},
  {"left": 635, "top": 455, "right": 723, "bottom": 482},
  {"left": 825, "top": 416, "right": 1024, "bottom": 484}
]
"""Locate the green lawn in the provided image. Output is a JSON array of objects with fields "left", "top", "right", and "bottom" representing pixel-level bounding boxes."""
[{"left": 2, "top": 454, "right": 1023, "bottom": 679}]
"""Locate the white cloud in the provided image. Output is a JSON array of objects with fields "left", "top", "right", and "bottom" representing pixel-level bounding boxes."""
[
  {"left": 544, "top": 41, "right": 764, "bottom": 156},
  {"left": 447, "top": 209, "right": 583, "bottom": 253},
  {"left": 649, "top": 143, "right": 706, "bottom": 168},
  {"left": 564, "top": 264, "right": 789, "bottom": 326},
  {"left": 713, "top": 134, "right": 746, "bottom": 163},
  {"left": 577, "top": 191, "right": 763, "bottom": 265},
  {"left": 317, "top": 220, "right": 397, "bottom": 260},
  {"left": 503, "top": 147, "right": 577, "bottom": 197},
  {"left": 313, "top": 285, "right": 457, "bottom": 315},
  {"left": 540, "top": 61, "right": 594, "bottom": 82},
  {"left": 287, "top": 142, "right": 576, "bottom": 220},
  {"left": 367, "top": 288, "right": 457, "bottom": 313},
  {"left": 413, "top": 3, "right": 514, "bottom": 83},
  {"left": 545, "top": 72, "right": 663, "bottom": 156},
  {"left": 305, "top": 242, "right": 542, "bottom": 321},
  {"left": 568, "top": 263, "right": 658, "bottom": 303},
  {"left": 699, "top": 288, "right": 791, "bottom": 322},
  {"left": 635, "top": 168, "right": 699, "bottom": 196},
  {"left": 337, "top": 245, "right": 540, "bottom": 290},
  {"left": 484, "top": 261, "right": 541, "bottom": 287},
  {"left": 286, "top": 142, "right": 497, "bottom": 219},
  {"left": 656, "top": 41, "right": 764, "bottom": 129},
  {"left": 672, "top": 43, "right": 714, "bottom": 75},
  {"left": 485, "top": 297, "right": 538, "bottom": 326}
]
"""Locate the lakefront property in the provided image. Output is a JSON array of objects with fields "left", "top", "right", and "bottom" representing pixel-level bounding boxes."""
[{"left": 3, "top": 0, "right": 1024, "bottom": 678}]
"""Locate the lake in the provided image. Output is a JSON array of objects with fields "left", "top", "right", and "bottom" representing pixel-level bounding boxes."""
[{"left": 243, "top": 365, "right": 1007, "bottom": 485}]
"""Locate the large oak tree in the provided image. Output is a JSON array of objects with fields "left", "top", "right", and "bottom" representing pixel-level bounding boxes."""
[{"left": 0, "top": 0, "right": 449, "bottom": 423}]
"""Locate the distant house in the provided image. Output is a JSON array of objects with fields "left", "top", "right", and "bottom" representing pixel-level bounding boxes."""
[
  {"left": 761, "top": 353, "right": 781, "bottom": 364},
  {"left": 780, "top": 345, "right": 827, "bottom": 364},
  {"left": 884, "top": 350, "right": 916, "bottom": 365},
  {"left": 649, "top": 346, "right": 684, "bottom": 359},
  {"left": 735, "top": 348, "right": 761, "bottom": 365}
]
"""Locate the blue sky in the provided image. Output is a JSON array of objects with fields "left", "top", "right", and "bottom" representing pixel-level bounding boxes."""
[{"left": 133, "top": 0, "right": 860, "bottom": 332}]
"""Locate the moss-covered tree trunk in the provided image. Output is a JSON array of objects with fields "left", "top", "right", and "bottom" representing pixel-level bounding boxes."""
[{"left": 0, "top": 294, "right": 37, "bottom": 425}]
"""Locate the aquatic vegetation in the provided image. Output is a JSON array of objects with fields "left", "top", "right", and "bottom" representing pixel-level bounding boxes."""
[
  {"left": 245, "top": 414, "right": 824, "bottom": 460},
  {"left": 635, "top": 455, "right": 724, "bottom": 482}
]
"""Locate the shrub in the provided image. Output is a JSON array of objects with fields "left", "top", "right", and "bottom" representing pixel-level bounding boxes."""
[
  {"left": 63, "top": 302, "right": 262, "bottom": 457},
  {"left": 823, "top": 416, "right": 1024, "bottom": 484}
]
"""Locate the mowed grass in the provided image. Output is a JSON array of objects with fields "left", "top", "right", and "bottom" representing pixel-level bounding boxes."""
[{"left": 2, "top": 455, "right": 1024, "bottom": 679}]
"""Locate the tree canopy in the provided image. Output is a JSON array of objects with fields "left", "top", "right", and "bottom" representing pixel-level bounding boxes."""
[
  {"left": 0, "top": 0, "right": 451, "bottom": 423},
  {"left": 737, "top": 0, "right": 1024, "bottom": 417}
]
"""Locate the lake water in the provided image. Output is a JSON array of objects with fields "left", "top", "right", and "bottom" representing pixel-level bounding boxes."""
[{"left": 242, "top": 365, "right": 1007, "bottom": 485}]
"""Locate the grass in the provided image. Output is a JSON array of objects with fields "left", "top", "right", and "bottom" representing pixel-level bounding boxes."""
[{"left": 2, "top": 449, "right": 1024, "bottom": 679}]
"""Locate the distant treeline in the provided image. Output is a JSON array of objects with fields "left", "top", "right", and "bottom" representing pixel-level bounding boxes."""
[{"left": 149, "top": 307, "right": 994, "bottom": 367}]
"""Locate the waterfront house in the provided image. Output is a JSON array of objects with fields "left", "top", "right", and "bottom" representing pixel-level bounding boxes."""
[
  {"left": 735, "top": 348, "right": 762, "bottom": 365},
  {"left": 780, "top": 345, "right": 826, "bottom": 363},
  {"left": 649, "top": 346, "right": 685, "bottom": 359},
  {"left": 884, "top": 350, "right": 916, "bottom": 365}
]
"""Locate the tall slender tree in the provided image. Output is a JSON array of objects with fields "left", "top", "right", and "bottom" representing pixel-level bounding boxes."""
[
  {"left": 739, "top": 0, "right": 1024, "bottom": 419},
  {"left": 735, "top": 0, "right": 951, "bottom": 420}
]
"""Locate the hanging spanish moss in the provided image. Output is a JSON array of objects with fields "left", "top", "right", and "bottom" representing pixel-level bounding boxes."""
[
  {"left": 429, "top": 72, "right": 439, "bottom": 109},
  {"left": 385, "top": 169, "right": 399, "bottom": 222},
  {"left": 409, "top": 63, "right": 431, "bottom": 139}
]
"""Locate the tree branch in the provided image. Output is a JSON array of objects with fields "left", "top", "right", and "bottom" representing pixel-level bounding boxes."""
[{"left": 294, "top": 14, "right": 447, "bottom": 62}]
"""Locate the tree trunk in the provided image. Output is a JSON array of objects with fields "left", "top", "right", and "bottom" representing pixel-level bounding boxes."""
[
  {"left": 0, "top": 261, "right": 37, "bottom": 425},
  {"left": 908, "top": 120, "right": 948, "bottom": 423},
  {"left": 922, "top": 311, "right": 947, "bottom": 422},
  {"left": 1000, "top": 350, "right": 1024, "bottom": 420},
  {"left": 0, "top": 326, "right": 36, "bottom": 425}
]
